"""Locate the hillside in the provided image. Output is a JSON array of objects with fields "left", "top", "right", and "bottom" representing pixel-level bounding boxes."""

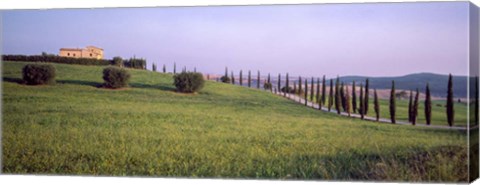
[
  {"left": 338, "top": 73, "right": 468, "bottom": 98},
  {"left": 1, "top": 62, "right": 469, "bottom": 181}
]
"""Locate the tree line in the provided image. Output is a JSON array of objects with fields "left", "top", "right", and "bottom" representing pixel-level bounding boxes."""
[
  {"left": 3, "top": 54, "right": 147, "bottom": 70},
  {"left": 149, "top": 63, "right": 476, "bottom": 127},
  {"left": 211, "top": 68, "right": 471, "bottom": 127}
]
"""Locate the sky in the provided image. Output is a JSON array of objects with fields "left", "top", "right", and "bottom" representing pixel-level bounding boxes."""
[{"left": 1, "top": 2, "right": 471, "bottom": 77}]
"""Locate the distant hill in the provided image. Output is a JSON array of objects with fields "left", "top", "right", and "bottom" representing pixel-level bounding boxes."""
[{"left": 337, "top": 73, "right": 468, "bottom": 98}]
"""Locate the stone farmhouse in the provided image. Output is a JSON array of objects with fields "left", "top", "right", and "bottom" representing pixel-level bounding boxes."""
[{"left": 59, "top": 46, "right": 104, "bottom": 59}]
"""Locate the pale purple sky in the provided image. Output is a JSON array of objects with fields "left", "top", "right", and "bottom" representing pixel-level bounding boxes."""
[{"left": 1, "top": 2, "right": 470, "bottom": 77}]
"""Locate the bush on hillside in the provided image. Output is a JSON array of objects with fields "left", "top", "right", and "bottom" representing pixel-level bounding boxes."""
[
  {"left": 281, "top": 86, "right": 295, "bottom": 93},
  {"left": 22, "top": 64, "right": 56, "bottom": 85},
  {"left": 220, "top": 75, "right": 231, "bottom": 83},
  {"left": 263, "top": 82, "right": 272, "bottom": 90},
  {"left": 102, "top": 66, "right": 131, "bottom": 89},
  {"left": 112, "top": 56, "right": 123, "bottom": 67},
  {"left": 173, "top": 72, "right": 205, "bottom": 93}
]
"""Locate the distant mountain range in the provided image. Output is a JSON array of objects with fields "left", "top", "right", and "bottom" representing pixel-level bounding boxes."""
[{"left": 337, "top": 73, "right": 469, "bottom": 98}]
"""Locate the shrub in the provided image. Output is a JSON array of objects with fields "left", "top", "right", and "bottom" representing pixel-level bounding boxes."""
[
  {"left": 22, "top": 64, "right": 56, "bottom": 85},
  {"left": 173, "top": 72, "right": 205, "bottom": 93},
  {"left": 220, "top": 75, "right": 231, "bottom": 83},
  {"left": 281, "top": 86, "right": 294, "bottom": 93},
  {"left": 102, "top": 66, "right": 131, "bottom": 89},
  {"left": 263, "top": 82, "right": 272, "bottom": 90},
  {"left": 112, "top": 56, "right": 123, "bottom": 67}
]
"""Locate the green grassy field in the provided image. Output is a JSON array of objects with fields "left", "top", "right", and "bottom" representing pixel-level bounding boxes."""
[{"left": 1, "top": 61, "right": 470, "bottom": 182}]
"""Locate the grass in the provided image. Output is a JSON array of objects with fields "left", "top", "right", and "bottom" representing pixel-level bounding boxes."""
[
  {"left": 1, "top": 61, "right": 470, "bottom": 182},
  {"left": 375, "top": 98, "right": 467, "bottom": 126}
]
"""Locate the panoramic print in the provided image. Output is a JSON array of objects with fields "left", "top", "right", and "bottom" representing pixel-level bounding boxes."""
[{"left": 1, "top": 1, "right": 479, "bottom": 183}]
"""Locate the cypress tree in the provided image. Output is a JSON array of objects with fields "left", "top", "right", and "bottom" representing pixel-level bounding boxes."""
[
  {"left": 194, "top": 67, "right": 196, "bottom": 73},
  {"left": 316, "top": 77, "right": 321, "bottom": 106},
  {"left": 248, "top": 70, "right": 251, "bottom": 88},
  {"left": 425, "top": 83, "right": 432, "bottom": 125},
  {"left": 412, "top": 88, "right": 420, "bottom": 125},
  {"left": 408, "top": 90, "right": 413, "bottom": 123},
  {"left": 359, "top": 84, "right": 364, "bottom": 119},
  {"left": 225, "top": 67, "right": 228, "bottom": 78},
  {"left": 133, "top": 55, "right": 136, "bottom": 68},
  {"left": 390, "top": 80, "right": 396, "bottom": 124},
  {"left": 240, "top": 70, "right": 243, "bottom": 86},
  {"left": 310, "top": 77, "right": 315, "bottom": 101},
  {"left": 293, "top": 81, "right": 297, "bottom": 95},
  {"left": 152, "top": 63, "right": 157, "bottom": 72},
  {"left": 446, "top": 74, "right": 454, "bottom": 126},
  {"left": 207, "top": 74, "right": 210, "bottom": 80},
  {"left": 163, "top": 64, "right": 166, "bottom": 73},
  {"left": 476, "top": 76, "right": 479, "bottom": 125},
  {"left": 345, "top": 85, "right": 351, "bottom": 116},
  {"left": 304, "top": 79, "right": 308, "bottom": 106},
  {"left": 328, "top": 79, "right": 334, "bottom": 112},
  {"left": 364, "top": 78, "right": 370, "bottom": 115},
  {"left": 299, "top": 76, "right": 303, "bottom": 96},
  {"left": 374, "top": 89, "right": 380, "bottom": 121},
  {"left": 352, "top": 81, "right": 357, "bottom": 113},
  {"left": 173, "top": 62, "right": 176, "bottom": 74},
  {"left": 257, "top": 71, "right": 261, "bottom": 89},
  {"left": 340, "top": 82, "right": 346, "bottom": 111},
  {"left": 267, "top": 73, "right": 271, "bottom": 92},
  {"left": 321, "top": 75, "right": 326, "bottom": 108},
  {"left": 278, "top": 74, "right": 281, "bottom": 94},
  {"left": 285, "top": 73, "right": 289, "bottom": 97},
  {"left": 334, "top": 77, "right": 341, "bottom": 114},
  {"left": 231, "top": 71, "right": 235, "bottom": 84}
]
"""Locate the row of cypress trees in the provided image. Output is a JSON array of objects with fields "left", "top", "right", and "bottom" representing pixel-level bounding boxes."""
[
  {"left": 389, "top": 74, "right": 454, "bottom": 126},
  {"left": 160, "top": 64, "right": 479, "bottom": 127},
  {"left": 214, "top": 68, "right": 268, "bottom": 89},
  {"left": 354, "top": 76, "right": 453, "bottom": 126},
  {"left": 211, "top": 68, "right": 466, "bottom": 127},
  {"left": 153, "top": 63, "right": 476, "bottom": 127},
  {"left": 154, "top": 62, "right": 195, "bottom": 74}
]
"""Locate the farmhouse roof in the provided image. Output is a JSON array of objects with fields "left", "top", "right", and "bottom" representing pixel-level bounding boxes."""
[
  {"left": 86, "top": 46, "right": 104, "bottom": 50},
  {"left": 59, "top": 48, "right": 82, "bottom": 51}
]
